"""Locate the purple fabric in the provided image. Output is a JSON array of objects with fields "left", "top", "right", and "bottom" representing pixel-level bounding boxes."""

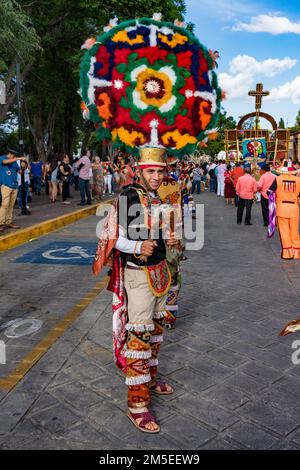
[{"left": 267, "top": 191, "right": 276, "bottom": 239}]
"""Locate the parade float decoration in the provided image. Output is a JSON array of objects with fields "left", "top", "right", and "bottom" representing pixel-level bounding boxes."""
[
  {"left": 79, "top": 14, "right": 222, "bottom": 157},
  {"left": 224, "top": 83, "right": 290, "bottom": 164},
  {"left": 242, "top": 137, "right": 267, "bottom": 168}
]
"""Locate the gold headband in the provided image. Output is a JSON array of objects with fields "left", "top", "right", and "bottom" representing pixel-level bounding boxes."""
[{"left": 138, "top": 147, "right": 166, "bottom": 167}]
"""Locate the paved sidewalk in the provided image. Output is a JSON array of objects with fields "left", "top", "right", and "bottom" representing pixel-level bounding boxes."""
[
  {"left": 0, "top": 191, "right": 115, "bottom": 233},
  {"left": 1, "top": 191, "right": 300, "bottom": 449}
]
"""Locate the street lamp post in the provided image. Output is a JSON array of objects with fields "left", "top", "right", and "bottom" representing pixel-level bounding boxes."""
[{"left": 16, "top": 62, "right": 29, "bottom": 216}]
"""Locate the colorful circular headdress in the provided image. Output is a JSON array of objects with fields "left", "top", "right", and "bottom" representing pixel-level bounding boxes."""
[{"left": 80, "top": 14, "right": 222, "bottom": 158}]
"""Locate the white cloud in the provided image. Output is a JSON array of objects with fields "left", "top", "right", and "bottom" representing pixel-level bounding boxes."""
[
  {"left": 267, "top": 77, "right": 300, "bottom": 104},
  {"left": 233, "top": 14, "right": 300, "bottom": 34},
  {"left": 219, "top": 71, "right": 253, "bottom": 100},
  {"left": 218, "top": 54, "right": 297, "bottom": 100},
  {"left": 229, "top": 55, "right": 297, "bottom": 77}
]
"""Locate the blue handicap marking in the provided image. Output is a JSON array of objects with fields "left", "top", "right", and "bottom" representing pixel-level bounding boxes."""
[{"left": 15, "top": 241, "right": 97, "bottom": 265}]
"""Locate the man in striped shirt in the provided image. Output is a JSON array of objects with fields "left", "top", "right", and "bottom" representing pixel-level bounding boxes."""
[{"left": 191, "top": 164, "right": 202, "bottom": 194}]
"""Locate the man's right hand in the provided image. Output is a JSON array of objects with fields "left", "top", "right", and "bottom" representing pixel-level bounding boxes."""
[{"left": 141, "top": 240, "right": 155, "bottom": 257}]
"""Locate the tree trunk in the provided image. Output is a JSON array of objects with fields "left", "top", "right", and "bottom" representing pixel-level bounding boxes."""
[
  {"left": 32, "top": 112, "right": 46, "bottom": 161},
  {"left": 63, "top": 95, "right": 75, "bottom": 157},
  {"left": 46, "top": 102, "right": 58, "bottom": 159},
  {"left": 0, "top": 61, "right": 34, "bottom": 123}
]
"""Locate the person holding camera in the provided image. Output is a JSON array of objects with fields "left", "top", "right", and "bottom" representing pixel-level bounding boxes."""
[{"left": 0, "top": 148, "right": 27, "bottom": 232}]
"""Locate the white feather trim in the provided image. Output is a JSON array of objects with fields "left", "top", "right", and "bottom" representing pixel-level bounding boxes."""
[
  {"left": 159, "top": 66, "right": 177, "bottom": 85},
  {"left": 132, "top": 90, "right": 148, "bottom": 110},
  {"left": 153, "top": 13, "right": 162, "bottom": 21},
  {"left": 205, "top": 127, "right": 218, "bottom": 136},
  {"left": 126, "top": 323, "right": 155, "bottom": 332},
  {"left": 150, "top": 118, "right": 159, "bottom": 128},
  {"left": 113, "top": 79, "right": 124, "bottom": 90},
  {"left": 149, "top": 122, "right": 159, "bottom": 146},
  {"left": 111, "top": 17, "right": 119, "bottom": 27},
  {"left": 126, "top": 26, "right": 138, "bottom": 33},
  {"left": 153, "top": 311, "right": 166, "bottom": 319},
  {"left": 125, "top": 349, "right": 152, "bottom": 359},
  {"left": 159, "top": 95, "right": 176, "bottom": 113},
  {"left": 149, "top": 24, "right": 158, "bottom": 47},
  {"left": 194, "top": 91, "right": 217, "bottom": 114},
  {"left": 103, "top": 17, "right": 119, "bottom": 32},
  {"left": 150, "top": 335, "right": 164, "bottom": 343},
  {"left": 125, "top": 373, "right": 152, "bottom": 386},
  {"left": 149, "top": 358, "right": 159, "bottom": 367},
  {"left": 185, "top": 89, "right": 194, "bottom": 98},
  {"left": 131, "top": 64, "right": 147, "bottom": 82},
  {"left": 87, "top": 58, "right": 112, "bottom": 105},
  {"left": 159, "top": 26, "right": 174, "bottom": 36}
]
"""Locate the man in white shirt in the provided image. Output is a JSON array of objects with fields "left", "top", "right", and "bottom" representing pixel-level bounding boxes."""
[{"left": 113, "top": 147, "right": 178, "bottom": 434}]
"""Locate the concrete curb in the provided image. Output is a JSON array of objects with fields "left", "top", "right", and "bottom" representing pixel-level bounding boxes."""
[{"left": 0, "top": 198, "right": 114, "bottom": 253}]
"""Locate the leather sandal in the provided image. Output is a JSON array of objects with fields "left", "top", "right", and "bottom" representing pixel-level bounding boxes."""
[
  {"left": 149, "top": 379, "right": 174, "bottom": 395},
  {"left": 127, "top": 410, "right": 160, "bottom": 433}
]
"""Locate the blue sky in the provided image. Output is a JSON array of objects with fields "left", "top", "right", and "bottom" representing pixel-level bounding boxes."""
[{"left": 185, "top": 0, "right": 300, "bottom": 127}]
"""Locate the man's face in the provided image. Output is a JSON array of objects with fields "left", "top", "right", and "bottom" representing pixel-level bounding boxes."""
[{"left": 138, "top": 167, "right": 164, "bottom": 191}]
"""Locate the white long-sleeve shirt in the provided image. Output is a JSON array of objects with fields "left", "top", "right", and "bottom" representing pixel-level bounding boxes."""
[{"left": 115, "top": 227, "right": 142, "bottom": 254}]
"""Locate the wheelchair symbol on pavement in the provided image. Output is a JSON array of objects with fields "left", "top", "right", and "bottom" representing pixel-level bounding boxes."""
[
  {"left": 15, "top": 241, "right": 97, "bottom": 265},
  {"left": 42, "top": 246, "right": 94, "bottom": 260}
]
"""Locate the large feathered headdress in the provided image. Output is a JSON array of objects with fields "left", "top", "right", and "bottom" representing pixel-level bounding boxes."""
[{"left": 80, "top": 14, "right": 222, "bottom": 159}]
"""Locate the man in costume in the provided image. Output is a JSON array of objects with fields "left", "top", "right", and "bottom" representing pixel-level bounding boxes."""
[
  {"left": 269, "top": 160, "right": 300, "bottom": 259},
  {"left": 80, "top": 13, "right": 222, "bottom": 433},
  {"left": 115, "top": 147, "right": 177, "bottom": 433}
]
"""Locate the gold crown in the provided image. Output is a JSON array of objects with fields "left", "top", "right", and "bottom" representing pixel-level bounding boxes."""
[{"left": 138, "top": 147, "right": 166, "bottom": 166}]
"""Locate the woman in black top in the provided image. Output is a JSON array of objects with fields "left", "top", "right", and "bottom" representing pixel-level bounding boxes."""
[{"left": 59, "top": 154, "right": 72, "bottom": 204}]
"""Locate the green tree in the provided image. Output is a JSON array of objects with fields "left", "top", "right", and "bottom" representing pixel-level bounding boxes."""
[
  {"left": 241, "top": 117, "right": 255, "bottom": 130},
  {"left": 278, "top": 117, "right": 285, "bottom": 129},
  {"left": 202, "top": 109, "right": 237, "bottom": 157},
  {"left": 0, "top": 0, "right": 40, "bottom": 122},
  {"left": 1, "top": 0, "right": 187, "bottom": 159}
]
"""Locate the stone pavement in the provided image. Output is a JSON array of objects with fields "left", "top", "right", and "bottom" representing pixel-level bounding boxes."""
[{"left": 1, "top": 191, "right": 300, "bottom": 450}]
